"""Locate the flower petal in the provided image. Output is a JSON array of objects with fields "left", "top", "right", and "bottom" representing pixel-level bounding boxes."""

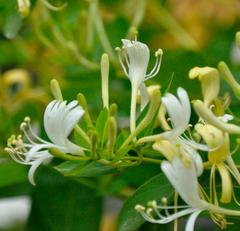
[
  {"left": 139, "top": 83, "right": 149, "bottom": 111},
  {"left": 44, "top": 100, "right": 84, "bottom": 148},
  {"left": 185, "top": 210, "right": 203, "bottom": 231},
  {"left": 121, "top": 39, "right": 150, "bottom": 86}
]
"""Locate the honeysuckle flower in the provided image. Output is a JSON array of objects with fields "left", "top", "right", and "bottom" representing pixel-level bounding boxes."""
[
  {"left": 189, "top": 66, "right": 220, "bottom": 106},
  {"left": 136, "top": 156, "right": 240, "bottom": 230},
  {"left": 116, "top": 39, "right": 162, "bottom": 133},
  {"left": 193, "top": 100, "right": 240, "bottom": 134},
  {"left": 195, "top": 122, "right": 240, "bottom": 204},
  {"left": 5, "top": 100, "right": 85, "bottom": 185},
  {"left": 139, "top": 87, "right": 207, "bottom": 175}
]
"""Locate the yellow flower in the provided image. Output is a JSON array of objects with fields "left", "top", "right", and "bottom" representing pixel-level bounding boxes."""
[{"left": 189, "top": 66, "right": 219, "bottom": 106}]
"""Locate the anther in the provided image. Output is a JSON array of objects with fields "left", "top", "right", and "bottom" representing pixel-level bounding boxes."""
[
  {"left": 135, "top": 204, "right": 145, "bottom": 212},
  {"left": 155, "top": 49, "right": 163, "bottom": 56},
  {"left": 146, "top": 208, "right": 153, "bottom": 216},
  {"left": 20, "top": 122, "right": 27, "bottom": 130},
  {"left": 161, "top": 197, "right": 168, "bottom": 205},
  {"left": 4, "top": 147, "right": 13, "bottom": 153},
  {"left": 148, "top": 200, "right": 158, "bottom": 208},
  {"left": 17, "top": 135, "right": 22, "bottom": 140},
  {"left": 24, "top": 117, "right": 31, "bottom": 123}
]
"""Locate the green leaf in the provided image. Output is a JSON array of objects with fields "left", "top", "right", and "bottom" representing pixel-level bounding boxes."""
[
  {"left": 0, "top": 162, "right": 27, "bottom": 188},
  {"left": 95, "top": 108, "right": 108, "bottom": 144},
  {"left": 55, "top": 160, "right": 118, "bottom": 177},
  {"left": 27, "top": 167, "right": 102, "bottom": 231},
  {"left": 117, "top": 173, "right": 174, "bottom": 231},
  {"left": 108, "top": 163, "right": 160, "bottom": 194},
  {"left": 115, "top": 130, "right": 130, "bottom": 151},
  {"left": 54, "top": 160, "right": 88, "bottom": 175},
  {"left": 73, "top": 121, "right": 90, "bottom": 149}
]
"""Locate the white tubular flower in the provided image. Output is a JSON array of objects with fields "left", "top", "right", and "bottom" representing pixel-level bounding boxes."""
[
  {"left": 138, "top": 87, "right": 191, "bottom": 142},
  {"left": 161, "top": 87, "right": 191, "bottom": 139},
  {"left": 136, "top": 156, "right": 240, "bottom": 230},
  {"left": 136, "top": 157, "right": 208, "bottom": 231},
  {"left": 116, "top": 39, "right": 162, "bottom": 133},
  {"left": 5, "top": 100, "right": 84, "bottom": 185},
  {"left": 140, "top": 87, "right": 206, "bottom": 175}
]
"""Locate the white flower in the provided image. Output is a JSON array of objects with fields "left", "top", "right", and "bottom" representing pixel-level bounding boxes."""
[
  {"left": 136, "top": 157, "right": 208, "bottom": 231},
  {"left": 154, "top": 87, "right": 206, "bottom": 175},
  {"left": 117, "top": 39, "right": 163, "bottom": 110},
  {"left": 161, "top": 87, "right": 191, "bottom": 139},
  {"left": 136, "top": 156, "right": 240, "bottom": 230},
  {"left": 116, "top": 39, "right": 162, "bottom": 134},
  {"left": 6, "top": 100, "right": 84, "bottom": 185}
]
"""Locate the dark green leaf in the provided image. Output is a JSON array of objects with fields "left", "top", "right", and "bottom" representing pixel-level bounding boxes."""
[
  {"left": 27, "top": 167, "right": 102, "bottom": 231},
  {"left": 55, "top": 160, "right": 118, "bottom": 177},
  {"left": 117, "top": 173, "right": 174, "bottom": 231},
  {"left": 95, "top": 108, "right": 108, "bottom": 143}
]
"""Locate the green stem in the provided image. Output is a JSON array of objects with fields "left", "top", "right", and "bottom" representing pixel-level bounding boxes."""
[
  {"left": 74, "top": 126, "right": 91, "bottom": 145},
  {"left": 49, "top": 148, "right": 91, "bottom": 161},
  {"left": 130, "top": 85, "right": 137, "bottom": 135},
  {"left": 122, "top": 156, "right": 162, "bottom": 164},
  {"left": 90, "top": 0, "right": 117, "bottom": 62}
]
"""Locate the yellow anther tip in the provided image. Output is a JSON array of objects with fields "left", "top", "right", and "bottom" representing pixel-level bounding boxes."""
[
  {"left": 24, "top": 117, "right": 31, "bottom": 122},
  {"left": 161, "top": 197, "right": 167, "bottom": 204},
  {"left": 20, "top": 122, "right": 27, "bottom": 130},
  {"left": 135, "top": 204, "right": 145, "bottom": 212},
  {"left": 148, "top": 200, "right": 157, "bottom": 208},
  {"left": 155, "top": 49, "right": 163, "bottom": 56}
]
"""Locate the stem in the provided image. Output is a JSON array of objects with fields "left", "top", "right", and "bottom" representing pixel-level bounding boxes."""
[
  {"left": 126, "top": 0, "right": 146, "bottom": 38},
  {"left": 118, "top": 90, "right": 160, "bottom": 154},
  {"left": 208, "top": 203, "right": 240, "bottom": 216},
  {"left": 49, "top": 148, "right": 91, "bottom": 161},
  {"left": 74, "top": 126, "right": 91, "bottom": 145},
  {"left": 67, "top": 41, "right": 99, "bottom": 70},
  {"left": 122, "top": 156, "right": 161, "bottom": 164},
  {"left": 90, "top": 0, "right": 117, "bottom": 63},
  {"left": 130, "top": 84, "right": 138, "bottom": 135}
]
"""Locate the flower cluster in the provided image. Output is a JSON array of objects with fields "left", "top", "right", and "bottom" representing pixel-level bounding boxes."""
[{"left": 5, "top": 38, "right": 240, "bottom": 230}]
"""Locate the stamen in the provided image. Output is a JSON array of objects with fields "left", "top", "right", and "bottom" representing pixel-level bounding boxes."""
[
  {"left": 116, "top": 47, "right": 129, "bottom": 77},
  {"left": 20, "top": 122, "right": 27, "bottom": 131},
  {"left": 24, "top": 118, "right": 48, "bottom": 144},
  {"left": 145, "top": 49, "right": 163, "bottom": 79},
  {"left": 135, "top": 204, "right": 145, "bottom": 212}
]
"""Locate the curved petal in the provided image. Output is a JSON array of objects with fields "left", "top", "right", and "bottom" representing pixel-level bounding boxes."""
[
  {"left": 121, "top": 39, "right": 150, "bottom": 86},
  {"left": 25, "top": 144, "right": 52, "bottom": 162},
  {"left": 162, "top": 88, "right": 191, "bottom": 138},
  {"left": 28, "top": 158, "right": 44, "bottom": 185},
  {"left": 185, "top": 210, "right": 203, "bottom": 231},
  {"left": 44, "top": 100, "right": 84, "bottom": 147},
  {"left": 177, "top": 87, "right": 191, "bottom": 125},
  {"left": 162, "top": 158, "right": 203, "bottom": 208}
]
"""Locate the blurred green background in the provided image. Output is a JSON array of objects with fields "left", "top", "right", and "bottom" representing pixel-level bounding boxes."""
[{"left": 0, "top": 0, "right": 240, "bottom": 230}]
